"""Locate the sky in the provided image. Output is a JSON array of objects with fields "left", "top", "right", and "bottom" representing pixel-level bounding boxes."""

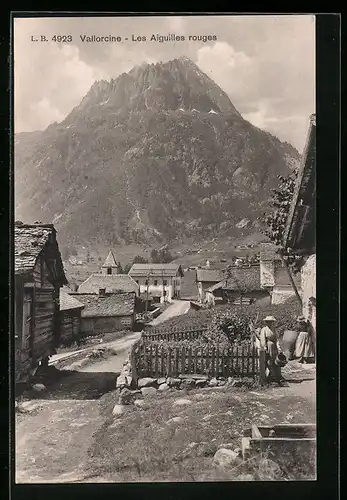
[{"left": 14, "top": 15, "right": 315, "bottom": 152}]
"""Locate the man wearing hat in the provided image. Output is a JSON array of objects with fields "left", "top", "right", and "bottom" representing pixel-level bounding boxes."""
[
  {"left": 260, "top": 316, "right": 284, "bottom": 385},
  {"left": 294, "top": 316, "right": 315, "bottom": 363}
]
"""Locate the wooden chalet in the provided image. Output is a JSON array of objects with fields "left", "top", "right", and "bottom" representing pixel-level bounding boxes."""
[
  {"left": 15, "top": 222, "right": 67, "bottom": 382},
  {"left": 283, "top": 114, "right": 316, "bottom": 342},
  {"left": 59, "top": 288, "right": 85, "bottom": 345}
]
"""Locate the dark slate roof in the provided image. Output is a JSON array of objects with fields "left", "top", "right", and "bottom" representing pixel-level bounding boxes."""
[
  {"left": 77, "top": 274, "right": 139, "bottom": 294},
  {"left": 274, "top": 264, "right": 302, "bottom": 287},
  {"left": 60, "top": 290, "right": 85, "bottom": 311},
  {"left": 196, "top": 269, "right": 224, "bottom": 283},
  {"left": 102, "top": 250, "right": 119, "bottom": 268},
  {"left": 129, "top": 263, "right": 184, "bottom": 277},
  {"left": 70, "top": 292, "right": 136, "bottom": 318},
  {"left": 207, "top": 265, "right": 261, "bottom": 292},
  {"left": 283, "top": 114, "right": 316, "bottom": 254},
  {"left": 15, "top": 223, "right": 67, "bottom": 284}
]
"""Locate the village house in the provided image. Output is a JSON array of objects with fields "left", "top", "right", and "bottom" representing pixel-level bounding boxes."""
[
  {"left": 14, "top": 222, "right": 67, "bottom": 381},
  {"left": 283, "top": 113, "right": 316, "bottom": 344},
  {"left": 196, "top": 250, "right": 301, "bottom": 306},
  {"left": 59, "top": 288, "right": 85, "bottom": 345},
  {"left": 69, "top": 290, "right": 137, "bottom": 335},
  {"left": 128, "top": 263, "right": 184, "bottom": 303},
  {"left": 77, "top": 250, "right": 139, "bottom": 295}
]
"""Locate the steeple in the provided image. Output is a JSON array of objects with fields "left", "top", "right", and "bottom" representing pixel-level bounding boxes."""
[{"left": 101, "top": 250, "right": 120, "bottom": 275}]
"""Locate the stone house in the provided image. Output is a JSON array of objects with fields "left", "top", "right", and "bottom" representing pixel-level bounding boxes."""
[
  {"left": 69, "top": 290, "right": 137, "bottom": 335},
  {"left": 128, "top": 263, "right": 184, "bottom": 303},
  {"left": 283, "top": 114, "right": 316, "bottom": 340}
]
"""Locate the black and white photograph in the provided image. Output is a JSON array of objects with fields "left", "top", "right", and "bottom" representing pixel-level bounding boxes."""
[{"left": 13, "top": 14, "right": 317, "bottom": 483}]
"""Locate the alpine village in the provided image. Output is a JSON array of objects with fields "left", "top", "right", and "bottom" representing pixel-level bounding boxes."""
[{"left": 15, "top": 58, "right": 316, "bottom": 483}]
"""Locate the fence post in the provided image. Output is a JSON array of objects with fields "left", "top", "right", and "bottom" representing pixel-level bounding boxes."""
[{"left": 259, "top": 348, "right": 266, "bottom": 386}]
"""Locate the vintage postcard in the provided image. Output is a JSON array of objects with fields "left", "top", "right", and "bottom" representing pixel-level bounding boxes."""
[{"left": 13, "top": 14, "right": 317, "bottom": 483}]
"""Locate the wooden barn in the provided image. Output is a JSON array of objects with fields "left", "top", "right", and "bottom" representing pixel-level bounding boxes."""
[
  {"left": 59, "top": 288, "right": 85, "bottom": 345},
  {"left": 14, "top": 222, "right": 67, "bottom": 382}
]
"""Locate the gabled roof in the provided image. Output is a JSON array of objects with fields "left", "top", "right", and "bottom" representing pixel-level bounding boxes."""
[
  {"left": 283, "top": 114, "right": 316, "bottom": 254},
  {"left": 70, "top": 292, "right": 136, "bottom": 318},
  {"left": 15, "top": 222, "right": 67, "bottom": 284},
  {"left": 129, "top": 263, "right": 184, "bottom": 277},
  {"left": 102, "top": 250, "right": 119, "bottom": 268},
  {"left": 77, "top": 274, "right": 139, "bottom": 294},
  {"left": 196, "top": 268, "right": 224, "bottom": 283},
  {"left": 207, "top": 265, "right": 261, "bottom": 292},
  {"left": 60, "top": 290, "right": 85, "bottom": 311},
  {"left": 259, "top": 242, "right": 279, "bottom": 262}
]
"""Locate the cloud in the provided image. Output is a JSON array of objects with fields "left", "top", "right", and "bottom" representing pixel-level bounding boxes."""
[{"left": 13, "top": 15, "right": 315, "bottom": 150}]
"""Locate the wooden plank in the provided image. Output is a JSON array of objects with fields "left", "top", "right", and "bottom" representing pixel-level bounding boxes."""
[
  {"left": 259, "top": 349, "right": 266, "bottom": 385},
  {"left": 221, "top": 348, "right": 225, "bottom": 377},
  {"left": 161, "top": 346, "right": 165, "bottom": 377},
  {"left": 241, "top": 345, "right": 245, "bottom": 376},
  {"left": 188, "top": 346, "right": 192, "bottom": 374},
  {"left": 194, "top": 347, "right": 198, "bottom": 374},
  {"left": 252, "top": 424, "right": 263, "bottom": 439},
  {"left": 216, "top": 346, "right": 220, "bottom": 378},
  {"left": 181, "top": 347, "right": 185, "bottom": 375},
  {"left": 167, "top": 346, "right": 172, "bottom": 377},
  {"left": 211, "top": 346, "right": 215, "bottom": 377},
  {"left": 175, "top": 347, "right": 179, "bottom": 377},
  {"left": 155, "top": 344, "right": 159, "bottom": 377}
]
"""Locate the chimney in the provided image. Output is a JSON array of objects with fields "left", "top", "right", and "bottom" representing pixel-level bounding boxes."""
[{"left": 99, "top": 288, "right": 106, "bottom": 296}]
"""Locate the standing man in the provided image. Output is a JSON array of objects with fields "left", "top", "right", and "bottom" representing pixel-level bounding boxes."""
[{"left": 260, "top": 316, "right": 284, "bottom": 386}]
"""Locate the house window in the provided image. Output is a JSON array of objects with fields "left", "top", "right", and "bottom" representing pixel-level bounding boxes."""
[
  {"left": 163, "top": 280, "right": 168, "bottom": 286},
  {"left": 107, "top": 267, "right": 112, "bottom": 275},
  {"left": 154, "top": 280, "right": 158, "bottom": 286},
  {"left": 145, "top": 279, "right": 149, "bottom": 285}
]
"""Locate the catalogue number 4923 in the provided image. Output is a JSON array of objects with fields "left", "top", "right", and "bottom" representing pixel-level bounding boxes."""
[{"left": 31, "top": 35, "right": 73, "bottom": 42}]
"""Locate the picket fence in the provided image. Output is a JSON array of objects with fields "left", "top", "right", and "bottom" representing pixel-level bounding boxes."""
[
  {"left": 132, "top": 341, "right": 260, "bottom": 379},
  {"left": 143, "top": 327, "right": 208, "bottom": 342}
]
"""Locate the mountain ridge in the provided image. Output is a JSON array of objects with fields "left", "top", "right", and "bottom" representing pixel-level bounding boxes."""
[{"left": 15, "top": 56, "right": 300, "bottom": 246}]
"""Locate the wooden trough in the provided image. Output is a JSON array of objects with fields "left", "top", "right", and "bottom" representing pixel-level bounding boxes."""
[{"left": 241, "top": 423, "right": 316, "bottom": 470}]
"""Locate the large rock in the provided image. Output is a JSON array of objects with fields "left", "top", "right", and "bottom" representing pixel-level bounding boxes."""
[
  {"left": 167, "top": 377, "right": 181, "bottom": 388},
  {"left": 195, "top": 379, "right": 208, "bottom": 388},
  {"left": 138, "top": 377, "right": 157, "bottom": 388},
  {"left": 213, "top": 448, "right": 241, "bottom": 469},
  {"left": 209, "top": 378, "right": 218, "bottom": 387},
  {"left": 173, "top": 398, "right": 192, "bottom": 407},
  {"left": 134, "top": 399, "right": 150, "bottom": 409},
  {"left": 180, "top": 378, "right": 195, "bottom": 389},
  {"left": 32, "top": 383, "right": 46, "bottom": 393},
  {"left": 141, "top": 387, "right": 157, "bottom": 397},
  {"left": 119, "top": 388, "right": 141, "bottom": 405},
  {"left": 112, "top": 404, "right": 124, "bottom": 417},
  {"left": 158, "top": 383, "right": 170, "bottom": 392},
  {"left": 157, "top": 377, "right": 167, "bottom": 385},
  {"left": 166, "top": 416, "right": 184, "bottom": 424},
  {"left": 116, "top": 374, "right": 131, "bottom": 389},
  {"left": 179, "top": 374, "right": 208, "bottom": 381}
]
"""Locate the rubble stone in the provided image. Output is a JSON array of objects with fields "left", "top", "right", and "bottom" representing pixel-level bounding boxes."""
[
  {"left": 141, "top": 387, "right": 157, "bottom": 397},
  {"left": 213, "top": 448, "right": 241, "bottom": 469},
  {"left": 138, "top": 377, "right": 157, "bottom": 388}
]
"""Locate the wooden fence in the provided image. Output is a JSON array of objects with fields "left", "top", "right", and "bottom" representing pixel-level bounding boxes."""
[
  {"left": 143, "top": 327, "right": 208, "bottom": 342},
  {"left": 132, "top": 341, "right": 261, "bottom": 379}
]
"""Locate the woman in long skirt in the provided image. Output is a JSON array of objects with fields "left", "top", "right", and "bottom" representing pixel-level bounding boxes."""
[
  {"left": 260, "top": 316, "right": 284, "bottom": 385},
  {"left": 294, "top": 316, "right": 315, "bottom": 363}
]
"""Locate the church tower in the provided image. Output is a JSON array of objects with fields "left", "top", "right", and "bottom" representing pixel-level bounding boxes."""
[{"left": 101, "top": 250, "right": 121, "bottom": 275}]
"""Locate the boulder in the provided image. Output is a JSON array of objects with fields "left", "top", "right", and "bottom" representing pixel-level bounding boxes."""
[
  {"left": 116, "top": 374, "right": 131, "bottom": 389},
  {"left": 167, "top": 377, "right": 181, "bottom": 388},
  {"left": 181, "top": 378, "right": 195, "bottom": 389},
  {"left": 158, "top": 383, "right": 170, "bottom": 392},
  {"left": 141, "top": 387, "right": 157, "bottom": 397},
  {"left": 209, "top": 378, "right": 218, "bottom": 387},
  {"left": 173, "top": 398, "right": 192, "bottom": 407},
  {"left": 213, "top": 448, "right": 241, "bottom": 469},
  {"left": 157, "top": 377, "right": 167, "bottom": 385},
  {"left": 179, "top": 374, "right": 208, "bottom": 381},
  {"left": 217, "top": 379, "right": 226, "bottom": 386},
  {"left": 138, "top": 377, "right": 157, "bottom": 388},
  {"left": 195, "top": 379, "right": 208, "bottom": 388},
  {"left": 32, "top": 383, "right": 46, "bottom": 392},
  {"left": 112, "top": 404, "right": 124, "bottom": 417},
  {"left": 119, "top": 388, "right": 141, "bottom": 405},
  {"left": 166, "top": 416, "right": 184, "bottom": 424},
  {"left": 134, "top": 399, "right": 150, "bottom": 409}
]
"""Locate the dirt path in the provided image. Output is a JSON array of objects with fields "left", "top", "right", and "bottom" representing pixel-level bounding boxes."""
[
  {"left": 149, "top": 300, "right": 191, "bottom": 326},
  {"left": 50, "top": 331, "right": 141, "bottom": 366}
]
